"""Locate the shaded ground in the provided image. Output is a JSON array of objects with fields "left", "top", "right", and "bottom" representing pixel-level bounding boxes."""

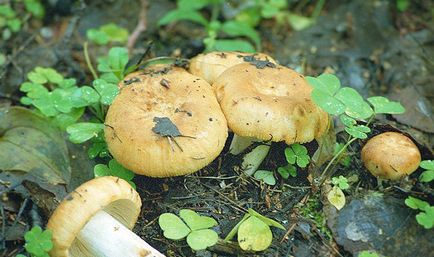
[{"left": 0, "top": 0, "right": 433, "bottom": 257}]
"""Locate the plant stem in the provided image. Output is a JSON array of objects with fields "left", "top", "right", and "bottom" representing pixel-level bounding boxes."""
[
  {"left": 84, "top": 41, "right": 98, "bottom": 80},
  {"left": 311, "top": 0, "right": 325, "bottom": 19},
  {"left": 224, "top": 213, "right": 250, "bottom": 242}
]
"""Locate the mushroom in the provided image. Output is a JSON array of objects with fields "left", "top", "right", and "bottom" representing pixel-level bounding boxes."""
[
  {"left": 214, "top": 63, "right": 329, "bottom": 175},
  {"left": 105, "top": 65, "right": 228, "bottom": 177},
  {"left": 361, "top": 132, "right": 421, "bottom": 180},
  {"left": 47, "top": 176, "right": 165, "bottom": 257},
  {"left": 189, "top": 51, "right": 277, "bottom": 85}
]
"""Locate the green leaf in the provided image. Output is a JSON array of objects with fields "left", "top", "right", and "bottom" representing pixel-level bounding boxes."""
[
  {"left": 212, "top": 39, "right": 256, "bottom": 52},
  {"left": 52, "top": 108, "right": 84, "bottom": 130},
  {"left": 420, "top": 160, "right": 434, "bottom": 170},
  {"left": 7, "top": 18, "right": 21, "bottom": 32},
  {"left": 238, "top": 216, "right": 272, "bottom": 251},
  {"left": 254, "top": 170, "right": 276, "bottom": 185},
  {"left": 405, "top": 196, "right": 429, "bottom": 211},
  {"left": 70, "top": 86, "right": 100, "bottom": 107},
  {"left": 420, "top": 170, "right": 434, "bottom": 183},
  {"left": 24, "top": 0, "right": 45, "bottom": 18},
  {"left": 186, "top": 229, "right": 218, "bottom": 250},
  {"left": 24, "top": 226, "right": 53, "bottom": 256},
  {"left": 159, "top": 213, "right": 191, "bottom": 240},
  {"left": 52, "top": 89, "right": 73, "bottom": 113},
  {"left": 340, "top": 114, "right": 356, "bottom": 127},
  {"left": 396, "top": 0, "right": 410, "bottom": 12},
  {"left": 0, "top": 5, "right": 16, "bottom": 18},
  {"left": 28, "top": 70, "right": 48, "bottom": 84},
  {"left": 358, "top": 250, "right": 380, "bottom": 257},
  {"left": 286, "top": 13, "right": 313, "bottom": 31},
  {"left": 335, "top": 87, "right": 374, "bottom": 119},
  {"left": 87, "top": 29, "right": 109, "bottom": 45},
  {"left": 98, "top": 47, "right": 129, "bottom": 80},
  {"left": 100, "top": 23, "right": 129, "bottom": 43},
  {"left": 311, "top": 88, "right": 346, "bottom": 115},
  {"left": 93, "top": 79, "right": 119, "bottom": 105},
  {"left": 179, "top": 209, "right": 217, "bottom": 231},
  {"left": 307, "top": 74, "right": 341, "bottom": 95},
  {"left": 108, "top": 159, "right": 135, "bottom": 181},
  {"left": 332, "top": 176, "right": 350, "bottom": 190},
  {"left": 285, "top": 144, "right": 310, "bottom": 168},
  {"left": 94, "top": 163, "right": 111, "bottom": 176},
  {"left": 284, "top": 147, "right": 296, "bottom": 164},
  {"left": 158, "top": 9, "right": 208, "bottom": 26},
  {"left": 221, "top": 21, "right": 261, "bottom": 49},
  {"left": 345, "top": 125, "right": 370, "bottom": 139},
  {"left": 58, "top": 78, "right": 76, "bottom": 88},
  {"left": 367, "top": 96, "right": 405, "bottom": 114},
  {"left": 248, "top": 209, "right": 285, "bottom": 230},
  {"left": 327, "top": 186, "right": 346, "bottom": 210},
  {"left": 32, "top": 94, "right": 58, "bottom": 117},
  {"left": 66, "top": 122, "right": 104, "bottom": 143},
  {"left": 277, "top": 164, "right": 296, "bottom": 179},
  {"left": 20, "top": 82, "right": 48, "bottom": 98},
  {"left": 416, "top": 206, "right": 434, "bottom": 229},
  {"left": 178, "top": 0, "right": 213, "bottom": 10}
]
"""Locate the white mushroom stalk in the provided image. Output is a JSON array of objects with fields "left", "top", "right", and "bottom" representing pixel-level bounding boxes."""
[
  {"left": 229, "top": 135, "right": 271, "bottom": 176},
  {"left": 77, "top": 210, "right": 164, "bottom": 257}
]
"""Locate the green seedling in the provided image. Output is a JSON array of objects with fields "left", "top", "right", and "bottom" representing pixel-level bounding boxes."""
[
  {"left": 332, "top": 175, "right": 349, "bottom": 190},
  {"left": 225, "top": 208, "right": 284, "bottom": 252},
  {"left": 419, "top": 160, "right": 434, "bottom": 183},
  {"left": 306, "top": 73, "right": 405, "bottom": 184},
  {"left": 158, "top": 0, "right": 259, "bottom": 52},
  {"left": 159, "top": 209, "right": 218, "bottom": 251},
  {"left": 94, "top": 159, "right": 135, "bottom": 188},
  {"left": 405, "top": 196, "right": 434, "bottom": 229},
  {"left": 16, "top": 226, "right": 53, "bottom": 257},
  {"left": 87, "top": 23, "right": 129, "bottom": 45},
  {"left": 276, "top": 143, "right": 310, "bottom": 179}
]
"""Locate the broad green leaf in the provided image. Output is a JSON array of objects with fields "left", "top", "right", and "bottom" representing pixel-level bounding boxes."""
[
  {"left": 335, "top": 87, "right": 373, "bottom": 119},
  {"left": 286, "top": 13, "right": 313, "bottom": 31},
  {"left": 70, "top": 86, "right": 100, "bottom": 107},
  {"left": 186, "top": 229, "right": 218, "bottom": 250},
  {"left": 0, "top": 107, "right": 71, "bottom": 185},
  {"left": 0, "top": 5, "right": 16, "bottom": 18},
  {"left": 235, "top": 7, "right": 262, "bottom": 27},
  {"left": 178, "top": 0, "right": 212, "bottom": 10},
  {"left": 261, "top": 4, "right": 280, "bottom": 18},
  {"left": 238, "top": 216, "right": 272, "bottom": 251},
  {"left": 396, "top": 0, "right": 410, "bottom": 12},
  {"left": 254, "top": 170, "right": 276, "bottom": 185},
  {"left": 306, "top": 74, "right": 341, "bottom": 95},
  {"left": 405, "top": 196, "right": 429, "bottom": 210},
  {"left": 420, "top": 160, "right": 434, "bottom": 170},
  {"left": 367, "top": 96, "right": 405, "bottom": 114},
  {"left": 277, "top": 164, "right": 296, "bottom": 179},
  {"left": 94, "top": 164, "right": 111, "bottom": 177},
  {"left": 20, "top": 82, "right": 48, "bottom": 98},
  {"left": 93, "top": 79, "right": 119, "bottom": 105},
  {"left": 58, "top": 78, "right": 76, "bottom": 88},
  {"left": 158, "top": 9, "right": 208, "bottom": 26},
  {"left": 213, "top": 39, "right": 255, "bottom": 52},
  {"left": 311, "top": 89, "right": 346, "bottom": 115},
  {"left": 248, "top": 209, "right": 285, "bottom": 230},
  {"left": 159, "top": 213, "right": 191, "bottom": 240},
  {"left": 221, "top": 21, "right": 261, "bottom": 49},
  {"left": 87, "top": 29, "right": 109, "bottom": 45},
  {"left": 345, "top": 125, "right": 370, "bottom": 139},
  {"left": 108, "top": 159, "right": 135, "bottom": 181},
  {"left": 340, "top": 114, "right": 356, "bottom": 127},
  {"left": 52, "top": 108, "right": 84, "bottom": 130},
  {"left": 327, "top": 186, "right": 346, "bottom": 210},
  {"left": 52, "top": 89, "right": 73, "bottom": 113},
  {"left": 24, "top": 0, "right": 45, "bottom": 18},
  {"left": 33, "top": 94, "right": 58, "bottom": 117},
  {"left": 416, "top": 206, "right": 434, "bottom": 229},
  {"left": 420, "top": 170, "right": 434, "bottom": 183},
  {"left": 66, "top": 122, "right": 104, "bottom": 143},
  {"left": 107, "top": 47, "right": 129, "bottom": 74},
  {"left": 7, "top": 18, "right": 21, "bottom": 32},
  {"left": 28, "top": 70, "right": 47, "bottom": 84},
  {"left": 285, "top": 147, "right": 296, "bottom": 164},
  {"left": 100, "top": 23, "right": 129, "bottom": 43},
  {"left": 179, "top": 209, "right": 217, "bottom": 231}
]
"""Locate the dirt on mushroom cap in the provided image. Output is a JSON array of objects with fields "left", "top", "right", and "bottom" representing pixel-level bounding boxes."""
[
  {"left": 189, "top": 51, "right": 277, "bottom": 85},
  {"left": 361, "top": 132, "right": 421, "bottom": 180},
  {"left": 214, "top": 63, "right": 329, "bottom": 145},
  {"left": 105, "top": 65, "right": 228, "bottom": 177}
]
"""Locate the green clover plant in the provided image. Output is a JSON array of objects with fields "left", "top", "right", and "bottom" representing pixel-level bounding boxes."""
[
  {"left": 405, "top": 196, "right": 434, "bottom": 229},
  {"left": 277, "top": 143, "right": 310, "bottom": 179},
  {"left": 224, "top": 208, "right": 284, "bottom": 252},
  {"left": 306, "top": 73, "right": 405, "bottom": 183},
  {"left": 87, "top": 23, "right": 129, "bottom": 45},
  {"left": 0, "top": 1, "right": 44, "bottom": 40},
  {"left": 94, "top": 159, "right": 135, "bottom": 188},
  {"left": 159, "top": 209, "right": 219, "bottom": 250},
  {"left": 332, "top": 175, "right": 349, "bottom": 190},
  {"left": 16, "top": 226, "right": 53, "bottom": 257},
  {"left": 254, "top": 170, "right": 276, "bottom": 185},
  {"left": 419, "top": 160, "right": 434, "bottom": 183}
]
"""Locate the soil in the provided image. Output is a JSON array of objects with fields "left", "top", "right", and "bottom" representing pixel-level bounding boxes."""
[{"left": 0, "top": 0, "right": 433, "bottom": 257}]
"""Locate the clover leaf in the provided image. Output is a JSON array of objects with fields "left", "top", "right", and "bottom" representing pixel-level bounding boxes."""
[
  {"left": 344, "top": 124, "right": 371, "bottom": 139},
  {"left": 335, "top": 87, "right": 374, "bottom": 120},
  {"left": 306, "top": 75, "right": 345, "bottom": 115},
  {"left": 27, "top": 67, "right": 63, "bottom": 84},
  {"left": 416, "top": 206, "right": 434, "bottom": 229},
  {"left": 94, "top": 159, "right": 135, "bottom": 188},
  {"left": 254, "top": 170, "right": 276, "bottom": 185},
  {"left": 419, "top": 160, "right": 434, "bottom": 183},
  {"left": 66, "top": 122, "right": 104, "bottom": 143},
  {"left": 332, "top": 175, "right": 350, "bottom": 190},
  {"left": 277, "top": 164, "right": 297, "bottom": 179},
  {"left": 285, "top": 144, "right": 310, "bottom": 168},
  {"left": 367, "top": 96, "right": 405, "bottom": 114},
  {"left": 97, "top": 47, "right": 129, "bottom": 82},
  {"left": 159, "top": 209, "right": 218, "bottom": 250},
  {"left": 405, "top": 196, "right": 429, "bottom": 210},
  {"left": 87, "top": 23, "right": 129, "bottom": 45},
  {"left": 93, "top": 79, "right": 119, "bottom": 105},
  {"left": 238, "top": 216, "right": 272, "bottom": 251},
  {"left": 23, "top": 226, "right": 53, "bottom": 257}
]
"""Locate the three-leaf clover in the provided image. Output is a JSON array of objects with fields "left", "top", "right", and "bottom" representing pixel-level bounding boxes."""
[
  {"left": 159, "top": 209, "right": 218, "bottom": 251},
  {"left": 23, "top": 226, "right": 53, "bottom": 257},
  {"left": 332, "top": 175, "right": 350, "bottom": 190},
  {"left": 277, "top": 164, "right": 297, "bottom": 179},
  {"left": 285, "top": 144, "right": 310, "bottom": 168},
  {"left": 419, "top": 160, "right": 434, "bottom": 183},
  {"left": 66, "top": 122, "right": 105, "bottom": 143},
  {"left": 94, "top": 159, "right": 135, "bottom": 188},
  {"left": 405, "top": 196, "right": 434, "bottom": 229},
  {"left": 254, "top": 170, "right": 276, "bottom": 185},
  {"left": 87, "top": 23, "right": 129, "bottom": 45}
]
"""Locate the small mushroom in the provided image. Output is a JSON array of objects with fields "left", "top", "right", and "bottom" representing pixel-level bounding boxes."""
[
  {"left": 189, "top": 51, "right": 277, "bottom": 85},
  {"left": 47, "top": 176, "right": 165, "bottom": 257},
  {"left": 105, "top": 65, "right": 228, "bottom": 177},
  {"left": 361, "top": 132, "right": 421, "bottom": 180},
  {"left": 214, "top": 63, "right": 329, "bottom": 175}
]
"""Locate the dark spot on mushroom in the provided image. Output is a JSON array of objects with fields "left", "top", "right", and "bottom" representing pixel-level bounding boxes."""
[
  {"left": 232, "top": 100, "right": 238, "bottom": 106},
  {"left": 116, "top": 178, "right": 120, "bottom": 183},
  {"left": 160, "top": 79, "right": 170, "bottom": 89},
  {"left": 253, "top": 96, "right": 262, "bottom": 101},
  {"left": 257, "top": 120, "right": 260, "bottom": 123},
  {"left": 175, "top": 108, "right": 192, "bottom": 117},
  {"left": 209, "top": 118, "right": 213, "bottom": 121},
  {"left": 265, "top": 112, "right": 269, "bottom": 116},
  {"left": 202, "top": 95, "right": 206, "bottom": 98},
  {"left": 217, "top": 52, "right": 227, "bottom": 58},
  {"left": 246, "top": 123, "right": 250, "bottom": 125},
  {"left": 65, "top": 194, "right": 74, "bottom": 201},
  {"left": 123, "top": 77, "right": 141, "bottom": 85},
  {"left": 243, "top": 55, "right": 276, "bottom": 69}
]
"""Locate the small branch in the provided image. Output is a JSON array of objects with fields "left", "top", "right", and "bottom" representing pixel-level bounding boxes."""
[
  {"left": 84, "top": 42, "right": 98, "bottom": 80},
  {"left": 127, "top": 0, "right": 149, "bottom": 52}
]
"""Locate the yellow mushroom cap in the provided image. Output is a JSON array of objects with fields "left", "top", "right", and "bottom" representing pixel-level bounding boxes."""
[
  {"left": 361, "top": 132, "right": 421, "bottom": 180},
  {"left": 214, "top": 63, "right": 329, "bottom": 144},
  {"left": 47, "top": 176, "right": 141, "bottom": 257},
  {"left": 189, "top": 51, "right": 277, "bottom": 85},
  {"left": 105, "top": 66, "right": 228, "bottom": 177}
]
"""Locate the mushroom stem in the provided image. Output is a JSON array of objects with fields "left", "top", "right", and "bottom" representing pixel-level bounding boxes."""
[
  {"left": 229, "top": 135, "right": 256, "bottom": 155},
  {"left": 77, "top": 210, "right": 165, "bottom": 257},
  {"left": 241, "top": 144, "right": 271, "bottom": 176}
]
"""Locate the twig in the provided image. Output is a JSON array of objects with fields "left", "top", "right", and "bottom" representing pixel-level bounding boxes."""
[
  {"left": 84, "top": 42, "right": 98, "bottom": 80},
  {"left": 127, "top": 0, "right": 149, "bottom": 52}
]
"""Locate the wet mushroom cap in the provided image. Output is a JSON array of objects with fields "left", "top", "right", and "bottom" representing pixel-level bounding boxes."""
[
  {"left": 47, "top": 176, "right": 141, "bottom": 257},
  {"left": 361, "top": 132, "right": 421, "bottom": 180},
  {"left": 105, "top": 66, "right": 228, "bottom": 177},
  {"left": 189, "top": 51, "right": 277, "bottom": 85},
  {"left": 214, "top": 63, "right": 329, "bottom": 144}
]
